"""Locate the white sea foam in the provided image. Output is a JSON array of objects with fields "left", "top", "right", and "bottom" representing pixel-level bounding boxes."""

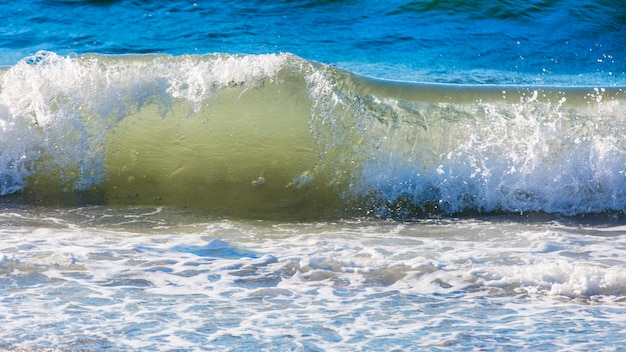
[
  {"left": 0, "top": 210, "right": 625, "bottom": 350},
  {"left": 355, "top": 87, "right": 626, "bottom": 215}
]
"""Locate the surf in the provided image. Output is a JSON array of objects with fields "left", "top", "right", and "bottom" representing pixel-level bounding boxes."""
[{"left": 1, "top": 51, "right": 625, "bottom": 218}]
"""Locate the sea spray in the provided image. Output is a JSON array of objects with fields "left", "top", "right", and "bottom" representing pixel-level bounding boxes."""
[{"left": 1, "top": 52, "right": 626, "bottom": 217}]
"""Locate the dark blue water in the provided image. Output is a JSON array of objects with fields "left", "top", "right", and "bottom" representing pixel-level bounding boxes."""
[{"left": 2, "top": 0, "right": 625, "bottom": 84}]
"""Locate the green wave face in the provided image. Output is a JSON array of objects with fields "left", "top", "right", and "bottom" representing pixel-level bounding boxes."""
[
  {"left": 103, "top": 70, "right": 343, "bottom": 217},
  {"left": 2, "top": 51, "right": 626, "bottom": 218},
  {"left": 0, "top": 52, "right": 350, "bottom": 218}
]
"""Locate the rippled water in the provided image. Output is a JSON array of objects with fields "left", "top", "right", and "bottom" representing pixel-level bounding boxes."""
[{"left": 1, "top": 0, "right": 625, "bottom": 85}]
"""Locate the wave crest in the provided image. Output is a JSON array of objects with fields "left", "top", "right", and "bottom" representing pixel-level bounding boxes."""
[{"left": 1, "top": 51, "right": 626, "bottom": 218}]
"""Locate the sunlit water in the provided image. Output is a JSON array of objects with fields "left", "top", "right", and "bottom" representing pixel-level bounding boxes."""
[
  {"left": 1, "top": 0, "right": 626, "bottom": 351},
  {"left": 1, "top": 207, "right": 626, "bottom": 350}
]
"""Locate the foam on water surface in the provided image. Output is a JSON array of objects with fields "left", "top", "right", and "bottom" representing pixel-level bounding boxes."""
[{"left": 1, "top": 208, "right": 625, "bottom": 350}]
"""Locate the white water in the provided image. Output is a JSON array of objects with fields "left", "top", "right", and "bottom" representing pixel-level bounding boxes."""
[
  {"left": 1, "top": 207, "right": 625, "bottom": 350},
  {"left": 2, "top": 52, "right": 626, "bottom": 351}
]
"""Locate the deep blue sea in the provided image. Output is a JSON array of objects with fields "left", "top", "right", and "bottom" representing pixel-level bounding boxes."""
[{"left": 2, "top": 1, "right": 626, "bottom": 351}]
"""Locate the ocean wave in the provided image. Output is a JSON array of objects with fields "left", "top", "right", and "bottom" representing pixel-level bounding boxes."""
[{"left": 1, "top": 51, "right": 625, "bottom": 218}]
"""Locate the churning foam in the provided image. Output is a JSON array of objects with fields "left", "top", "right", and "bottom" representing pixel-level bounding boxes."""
[{"left": 1, "top": 210, "right": 626, "bottom": 350}]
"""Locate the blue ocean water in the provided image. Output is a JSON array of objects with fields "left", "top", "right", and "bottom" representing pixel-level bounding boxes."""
[
  {"left": 2, "top": 0, "right": 625, "bottom": 84},
  {"left": 1, "top": 1, "right": 626, "bottom": 351}
]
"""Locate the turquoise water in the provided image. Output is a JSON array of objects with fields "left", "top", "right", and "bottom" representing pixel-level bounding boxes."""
[{"left": 1, "top": 1, "right": 626, "bottom": 351}]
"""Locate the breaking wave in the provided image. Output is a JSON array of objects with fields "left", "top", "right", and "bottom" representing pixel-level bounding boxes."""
[{"left": 1, "top": 51, "right": 625, "bottom": 218}]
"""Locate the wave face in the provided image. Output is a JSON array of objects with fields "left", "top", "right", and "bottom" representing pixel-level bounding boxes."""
[{"left": 1, "top": 52, "right": 625, "bottom": 217}]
